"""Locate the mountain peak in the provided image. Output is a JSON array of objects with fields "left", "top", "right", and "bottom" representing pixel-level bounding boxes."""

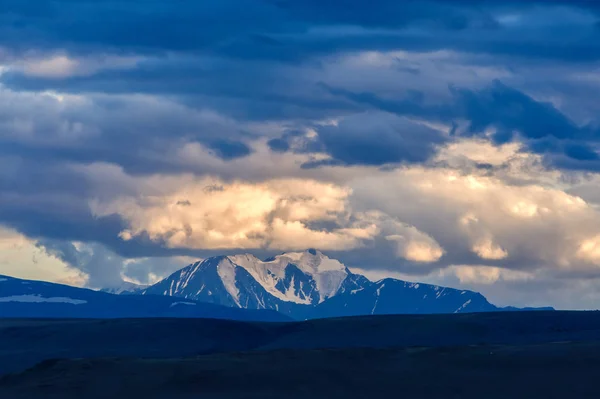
[
  {"left": 227, "top": 253, "right": 261, "bottom": 265},
  {"left": 143, "top": 250, "right": 350, "bottom": 308},
  {"left": 263, "top": 250, "right": 347, "bottom": 302},
  {"left": 271, "top": 250, "right": 345, "bottom": 275},
  {"left": 140, "top": 250, "right": 531, "bottom": 318}
]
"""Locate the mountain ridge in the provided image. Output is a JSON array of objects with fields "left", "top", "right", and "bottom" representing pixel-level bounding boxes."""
[
  {"left": 140, "top": 249, "right": 550, "bottom": 319},
  {"left": 0, "top": 274, "right": 289, "bottom": 322},
  {"left": 101, "top": 281, "right": 149, "bottom": 295}
]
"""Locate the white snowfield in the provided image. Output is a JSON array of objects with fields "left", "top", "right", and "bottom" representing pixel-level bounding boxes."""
[
  {"left": 159, "top": 250, "right": 351, "bottom": 306},
  {"left": 0, "top": 295, "right": 87, "bottom": 305},
  {"left": 216, "top": 257, "right": 242, "bottom": 307},
  {"left": 454, "top": 299, "right": 472, "bottom": 313},
  {"left": 169, "top": 301, "right": 196, "bottom": 308},
  {"left": 228, "top": 250, "right": 348, "bottom": 305}
]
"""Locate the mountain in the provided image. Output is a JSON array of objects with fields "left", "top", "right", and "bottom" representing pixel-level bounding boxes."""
[
  {"left": 142, "top": 250, "right": 351, "bottom": 315},
  {"left": 311, "top": 278, "right": 496, "bottom": 319},
  {"left": 142, "top": 249, "right": 525, "bottom": 319},
  {"left": 0, "top": 274, "right": 289, "bottom": 322},
  {"left": 100, "top": 281, "right": 149, "bottom": 295}
]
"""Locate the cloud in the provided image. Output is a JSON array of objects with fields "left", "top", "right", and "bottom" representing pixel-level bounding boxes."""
[
  {"left": 471, "top": 238, "right": 509, "bottom": 260},
  {"left": 307, "top": 111, "right": 448, "bottom": 166},
  {"left": 576, "top": 235, "right": 600, "bottom": 265},
  {"left": 3, "top": 0, "right": 600, "bottom": 310},
  {"left": 387, "top": 235, "right": 445, "bottom": 263},
  {"left": 324, "top": 80, "right": 600, "bottom": 170},
  {"left": 454, "top": 80, "right": 583, "bottom": 141},
  {"left": 39, "top": 240, "right": 123, "bottom": 288},
  {"left": 14, "top": 53, "right": 140, "bottom": 78},
  {"left": 89, "top": 175, "right": 442, "bottom": 261},
  {"left": 441, "top": 265, "right": 534, "bottom": 285},
  {"left": 4, "top": 130, "right": 600, "bottom": 294},
  {"left": 0, "top": 226, "right": 84, "bottom": 284},
  {"left": 37, "top": 239, "right": 190, "bottom": 288},
  {"left": 268, "top": 218, "right": 373, "bottom": 251},
  {"left": 2, "top": 0, "right": 600, "bottom": 63},
  {"left": 21, "top": 55, "right": 79, "bottom": 78},
  {"left": 0, "top": 87, "right": 254, "bottom": 173},
  {"left": 90, "top": 176, "right": 357, "bottom": 250},
  {"left": 349, "top": 144, "right": 600, "bottom": 275}
]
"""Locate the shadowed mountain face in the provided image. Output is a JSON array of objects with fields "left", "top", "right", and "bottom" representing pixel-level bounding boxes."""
[
  {"left": 0, "top": 274, "right": 289, "bottom": 322},
  {"left": 312, "top": 278, "right": 495, "bottom": 318},
  {"left": 141, "top": 249, "right": 541, "bottom": 319}
]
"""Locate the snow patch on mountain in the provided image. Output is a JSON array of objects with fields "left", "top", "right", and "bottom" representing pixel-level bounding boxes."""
[
  {"left": 275, "top": 250, "right": 346, "bottom": 273},
  {"left": 173, "top": 261, "right": 203, "bottom": 293},
  {"left": 169, "top": 301, "right": 196, "bottom": 308},
  {"left": 228, "top": 250, "right": 347, "bottom": 304},
  {"left": 0, "top": 295, "right": 87, "bottom": 305},
  {"left": 216, "top": 257, "right": 241, "bottom": 306},
  {"left": 228, "top": 253, "right": 311, "bottom": 304},
  {"left": 455, "top": 299, "right": 472, "bottom": 313},
  {"left": 269, "top": 249, "right": 348, "bottom": 302},
  {"left": 101, "top": 281, "right": 149, "bottom": 295}
]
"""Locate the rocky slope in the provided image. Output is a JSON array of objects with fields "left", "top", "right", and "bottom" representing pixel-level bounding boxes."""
[{"left": 142, "top": 249, "right": 509, "bottom": 319}]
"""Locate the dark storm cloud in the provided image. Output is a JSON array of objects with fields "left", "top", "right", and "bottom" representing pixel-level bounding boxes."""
[
  {"left": 0, "top": 0, "right": 293, "bottom": 54},
  {"left": 0, "top": 0, "right": 599, "bottom": 98},
  {"left": 267, "top": 137, "right": 290, "bottom": 153},
  {"left": 0, "top": 56, "right": 358, "bottom": 121},
  {"left": 0, "top": 90, "right": 254, "bottom": 174},
  {"left": 267, "top": 128, "right": 325, "bottom": 155},
  {"left": 307, "top": 112, "right": 448, "bottom": 167},
  {"left": 205, "top": 139, "right": 252, "bottom": 159},
  {"left": 453, "top": 81, "right": 585, "bottom": 142},
  {"left": 319, "top": 80, "right": 600, "bottom": 170},
  {"left": 0, "top": 0, "right": 599, "bottom": 66},
  {"left": 3, "top": 0, "right": 600, "bottom": 126}
]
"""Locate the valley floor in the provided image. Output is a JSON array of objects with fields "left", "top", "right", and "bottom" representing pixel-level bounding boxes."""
[
  {"left": 2, "top": 342, "right": 600, "bottom": 398},
  {"left": 2, "top": 312, "right": 600, "bottom": 398}
]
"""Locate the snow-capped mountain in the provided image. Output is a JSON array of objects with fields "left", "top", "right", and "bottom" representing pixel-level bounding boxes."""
[
  {"left": 100, "top": 281, "right": 149, "bottom": 295},
  {"left": 142, "top": 249, "right": 516, "bottom": 319},
  {"left": 142, "top": 250, "right": 351, "bottom": 316},
  {"left": 0, "top": 274, "right": 288, "bottom": 322}
]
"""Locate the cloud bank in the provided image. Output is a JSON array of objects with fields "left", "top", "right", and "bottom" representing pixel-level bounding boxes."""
[{"left": 1, "top": 0, "right": 600, "bottom": 309}]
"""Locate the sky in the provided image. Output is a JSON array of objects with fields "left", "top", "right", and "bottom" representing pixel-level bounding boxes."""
[{"left": 1, "top": 0, "right": 600, "bottom": 309}]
